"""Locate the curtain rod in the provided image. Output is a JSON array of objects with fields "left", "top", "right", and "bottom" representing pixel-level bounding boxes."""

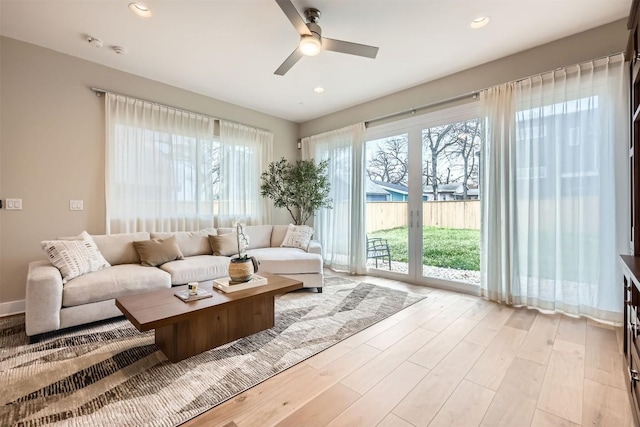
[
  {"left": 89, "top": 87, "right": 272, "bottom": 134},
  {"left": 364, "top": 52, "right": 623, "bottom": 129},
  {"left": 90, "top": 87, "right": 218, "bottom": 120},
  {"left": 364, "top": 91, "right": 478, "bottom": 127}
]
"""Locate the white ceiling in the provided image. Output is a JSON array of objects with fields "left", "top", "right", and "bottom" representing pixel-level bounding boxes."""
[{"left": 0, "top": 0, "right": 630, "bottom": 123}]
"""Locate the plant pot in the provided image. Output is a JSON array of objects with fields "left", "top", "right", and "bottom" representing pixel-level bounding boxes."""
[{"left": 228, "top": 256, "right": 259, "bottom": 283}]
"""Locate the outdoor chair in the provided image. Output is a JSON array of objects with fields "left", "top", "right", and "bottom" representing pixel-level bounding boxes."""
[{"left": 366, "top": 236, "right": 392, "bottom": 270}]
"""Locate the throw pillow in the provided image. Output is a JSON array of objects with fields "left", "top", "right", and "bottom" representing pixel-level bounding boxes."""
[
  {"left": 133, "top": 236, "right": 184, "bottom": 267},
  {"left": 280, "top": 224, "right": 314, "bottom": 251},
  {"left": 208, "top": 233, "right": 238, "bottom": 257},
  {"left": 41, "top": 231, "right": 111, "bottom": 283}
]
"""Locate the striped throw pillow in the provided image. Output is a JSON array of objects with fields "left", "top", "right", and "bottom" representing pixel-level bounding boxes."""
[{"left": 41, "top": 232, "right": 111, "bottom": 283}]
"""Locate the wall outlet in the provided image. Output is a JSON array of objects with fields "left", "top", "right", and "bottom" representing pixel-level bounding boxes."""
[
  {"left": 69, "top": 200, "right": 84, "bottom": 211},
  {"left": 5, "top": 198, "right": 22, "bottom": 210}
]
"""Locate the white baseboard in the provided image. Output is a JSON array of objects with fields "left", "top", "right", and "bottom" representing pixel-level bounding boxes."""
[{"left": 0, "top": 299, "right": 25, "bottom": 317}]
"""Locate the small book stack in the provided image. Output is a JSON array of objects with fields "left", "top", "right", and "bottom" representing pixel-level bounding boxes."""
[
  {"left": 214, "top": 274, "right": 268, "bottom": 293},
  {"left": 174, "top": 288, "right": 213, "bottom": 302}
]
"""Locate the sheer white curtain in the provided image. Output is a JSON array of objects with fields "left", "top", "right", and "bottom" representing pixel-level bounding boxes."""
[
  {"left": 301, "top": 123, "right": 366, "bottom": 273},
  {"left": 219, "top": 121, "right": 273, "bottom": 226},
  {"left": 105, "top": 93, "right": 217, "bottom": 233},
  {"left": 481, "top": 54, "right": 628, "bottom": 321}
]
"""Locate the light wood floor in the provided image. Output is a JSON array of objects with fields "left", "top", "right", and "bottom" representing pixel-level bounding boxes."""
[{"left": 184, "top": 272, "right": 634, "bottom": 427}]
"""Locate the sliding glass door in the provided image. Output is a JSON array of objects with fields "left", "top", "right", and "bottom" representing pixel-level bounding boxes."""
[{"left": 365, "top": 103, "right": 482, "bottom": 293}]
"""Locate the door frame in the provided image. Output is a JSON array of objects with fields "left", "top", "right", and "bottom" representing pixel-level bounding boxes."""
[{"left": 364, "top": 101, "right": 482, "bottom": 295}]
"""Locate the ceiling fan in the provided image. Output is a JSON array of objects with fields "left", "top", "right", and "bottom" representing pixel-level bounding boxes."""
[{"left": 274, "top": 0, "right": 379, "bottom": 76}]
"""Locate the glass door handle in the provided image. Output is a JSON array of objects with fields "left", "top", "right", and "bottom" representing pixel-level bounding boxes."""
[{"left": 410, "top": 210, "right": 413, "bottom": 228}]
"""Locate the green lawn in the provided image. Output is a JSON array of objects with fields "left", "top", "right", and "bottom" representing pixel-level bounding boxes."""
[{"left": 368, "top": 226, "right": 480, "bottom": 271}]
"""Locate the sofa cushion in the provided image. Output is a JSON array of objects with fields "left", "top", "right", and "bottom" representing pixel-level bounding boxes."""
[
  {"left": 208, "top": 233, "right": 238, "bottom": 256},
  {"left": 247, "top": 247, "right": 322, "bottom": 275},
  {"left": 92, "top": 232, "right": 151, "bottom": 265},
  {"left": 41, "top": 232, "right": 111, "bottom": 284},
  {"left": 280, "top": 224, "right": 314, "bottom": 251},
  {"left": 218, "top": 225, "right": 272, "bottom": 249},
  {"left": 160, "top": 255, "right": 230, "bottom": 285},
  {"left": 271, "top": 225, "right": 289, "bottom": 247},
  {"left": 62, "top": 264, "right": 171, "bottom": 307},
  {"left": 151, "top": 230, "right": 214, "bottom": 257},
  {"left": 133, "top": 236, "right": 184, "bottom": 267}
]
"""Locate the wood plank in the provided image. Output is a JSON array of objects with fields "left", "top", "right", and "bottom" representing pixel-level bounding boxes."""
[
  {"left": 582, "top": 378, "right": 636, "bottom": 427},
  {"left": 376, "top": 413, "right": 414, "bottom": 427},
  {"left": 465, "top": 305, "right": 515, "bottom": 347},
  {"left": 408, "top": 317, "right": 478, "bottom": 369},
  {"left": 536, "top": 339, "right": 585, "bottom": 424},
  {"left": 338, "top": 315, "right": 403, "bottom": 349},
  {"left": 420, "top": 297, "right": 478, "bottom": 333},
  {"left": 365, "top": 296, "right": 454, "bottom": 350},
  {"left": 305, "top": 341, "right": 352, "bottom": 370},
  {"left": 480, "top": 357, "right": 546, "bottom": 426},
  {"left": 584, "top": 325, "right": 627, "bottom": 390},
  {"left": 326, "top": 361, "right": 428, "bottom": 427},
  {"left": 517, "top": 313, "right": 560, "bottom": 365},
  {"left": 393, "top": 340, "right": 485, "bottom": 426},
  {"left": 340, "top": 328, "right": 437, "bottom": 394},
  {"left": 465, "top": 326, "right": 527, "bottom": 391},
  {"left": 587, "top": 318, "right": 616, "bottom": 330},
  {"left": 530, "top": 410, "right": 580, "bottom": 427},
  {"left": 427, "top": 379, "right": 495, "bottom": 427},
  {"left": 505, "top": 307, "right": 538, "bottom": 331},
  {"left": 275, "top": 384, "right": 361, "bottom": 427},
  {"left": 184, "top": 343, "right": 380, "bottom": 426},
  {"left": 462, "top": 299, "right": 496, "bottom": 321},
  {"left": 555, "top": 315, "right": 586, "bottom": 346}
]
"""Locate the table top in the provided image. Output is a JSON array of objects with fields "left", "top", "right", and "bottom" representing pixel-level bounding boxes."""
[{"left": 115, "top": 272, "right": 303, "bottom": 332}]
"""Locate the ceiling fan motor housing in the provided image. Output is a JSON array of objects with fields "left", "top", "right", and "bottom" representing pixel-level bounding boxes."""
[
  {"left": 306, "top": 22, "right": 322, "bottom": 39},
  {"left": 304, "top": 8, "right": 321, "bottom": 23}
]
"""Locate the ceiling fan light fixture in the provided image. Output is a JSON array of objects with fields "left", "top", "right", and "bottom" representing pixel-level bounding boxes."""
[
  {"left": 128, "top": 2, "right": 152, "bottom": 18},
  {"left": 470, "top": 16, "right": 490, "bottom": 29},
  {"left": 300, "top": 35, "right": 322, "bottom": 56}
]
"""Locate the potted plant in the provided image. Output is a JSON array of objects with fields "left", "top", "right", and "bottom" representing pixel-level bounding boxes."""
[
  {"left": 260, "top": 157, "right": 332, "bottom": 225},
  {"left": 228, "top": 222, "right": 259, "bottom": 283}
]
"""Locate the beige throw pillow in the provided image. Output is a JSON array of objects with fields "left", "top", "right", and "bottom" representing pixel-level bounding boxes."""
[
  {"left": 133, "top": 236, "right": 184, "bottom": 267},
  {"left": 280, "top": 224, "right": 314, "bottom": 251},
  {"left": 41, "top": 231, "right": 111, "bottom": 283},
  {"left": 208, "top": 233, "right": 238, "bottom": 257}
]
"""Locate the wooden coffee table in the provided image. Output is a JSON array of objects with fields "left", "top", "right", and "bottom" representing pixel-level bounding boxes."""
[{"left": 115, "top": 272, "right": 302, "bottom": 362}]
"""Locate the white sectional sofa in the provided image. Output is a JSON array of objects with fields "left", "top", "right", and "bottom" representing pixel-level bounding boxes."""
[{"left": 25, "top": 225, "right": 323, "bottom": 339}]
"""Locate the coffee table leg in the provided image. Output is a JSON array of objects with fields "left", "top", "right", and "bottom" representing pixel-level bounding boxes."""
[{"left": 155, "top": 294, "right": 275, "bottom": 362}]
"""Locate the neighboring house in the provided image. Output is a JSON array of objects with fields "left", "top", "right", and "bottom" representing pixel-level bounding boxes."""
[
  {"left": 371, "top": 180, "right": 410, "bottom": 201},
  {"left": 422, "top": 183, "right": 462, "bottom": 201},
  {"left": 368, "top": 180, "right": 480, "bottom": 201},
  {"left": 453, "top": 184, "right": 479, "bottom": 200},
  {"left": 366, "top": 180, "right": 391, "bottom": 202}
]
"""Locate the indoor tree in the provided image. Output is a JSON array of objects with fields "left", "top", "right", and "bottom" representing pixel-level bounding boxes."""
[{"left": 260, "top": 157, "right": 332, "bottom": 225}]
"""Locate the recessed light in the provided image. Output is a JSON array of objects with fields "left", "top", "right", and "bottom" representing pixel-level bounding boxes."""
[
  {"left": 313, "top": 87, "right": 325, "bottom": 93},
  {"left": 470, "top": 16, "right": 490, "bottom": 29},
  {"left": 129, "top": 2, "right": 152, "bottom": 17}
]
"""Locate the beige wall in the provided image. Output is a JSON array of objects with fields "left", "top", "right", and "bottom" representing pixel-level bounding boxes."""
[
  {"left": 0, "top": 37, "right": 299, "bottom": 305},
  {"left": 299, "top": 19, "right": 629, "bottom": 138}
]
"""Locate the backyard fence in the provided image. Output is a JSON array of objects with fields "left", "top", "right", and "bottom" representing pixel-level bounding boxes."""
[{"left": 366, "top": 200, "right": 480, "bottom": 232}]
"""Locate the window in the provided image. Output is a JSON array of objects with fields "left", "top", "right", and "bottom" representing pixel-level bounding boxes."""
[{"left": 106, "top": 93, "right": 272, "bottom": 233}]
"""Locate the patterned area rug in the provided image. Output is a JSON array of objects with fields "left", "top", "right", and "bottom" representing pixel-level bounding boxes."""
[{"left": 0, "top": 276, "right": 426, "bottom": 426}]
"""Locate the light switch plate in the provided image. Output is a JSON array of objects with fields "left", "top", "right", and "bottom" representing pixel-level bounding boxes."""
[
  {"left": 6, "top": 198, "right": 22, "bottom": 210},
  {"left": 69, "top": 200, "right": 84, "bottom": 211}
]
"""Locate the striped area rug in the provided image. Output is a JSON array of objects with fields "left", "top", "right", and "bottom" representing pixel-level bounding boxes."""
[{"left": 0, "top": 276, "right": 426, "bottom": 426}]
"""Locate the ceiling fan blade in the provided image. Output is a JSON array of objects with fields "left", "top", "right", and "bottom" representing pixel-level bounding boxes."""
[
  {"left": 274, "top": 47, "right": 304, "bottom": 75},
  {"left": 275, "top": 0, "right": 311, "bottom": 36},
  {"left": 322, "top": 38, "right": 379, "bottom": 59}
]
